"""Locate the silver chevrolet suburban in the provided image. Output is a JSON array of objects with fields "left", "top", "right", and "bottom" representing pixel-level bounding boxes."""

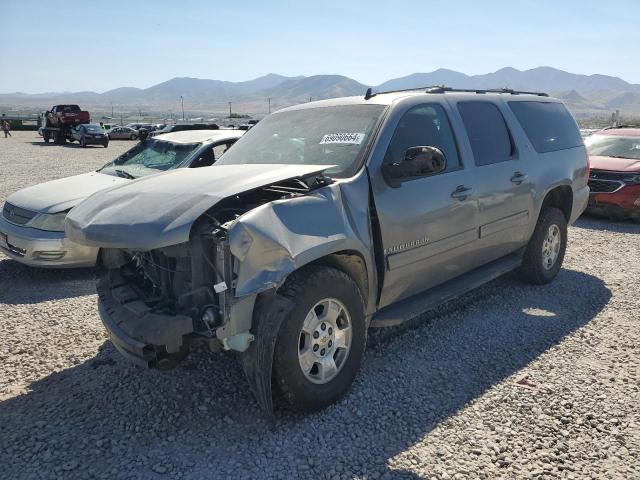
[{"left": 65, "top": 86, "right": 589, "bottom": 415}]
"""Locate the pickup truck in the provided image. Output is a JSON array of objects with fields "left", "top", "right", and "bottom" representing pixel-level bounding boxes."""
[
  {"left": 42, "top": 104, "right": 91, "bottom": 144},
  {"left": 65, "top": 87, "right": 589, "bottom": 415}
]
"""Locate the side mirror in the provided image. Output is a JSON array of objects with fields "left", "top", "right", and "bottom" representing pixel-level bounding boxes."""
[{"left": 382, "top": 146, "right": 447, "bottom": 187}]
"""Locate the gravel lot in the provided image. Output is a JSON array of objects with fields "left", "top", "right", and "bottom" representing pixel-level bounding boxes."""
[{"left": 0, "top": 131, "right": 638, "bottom": 479}]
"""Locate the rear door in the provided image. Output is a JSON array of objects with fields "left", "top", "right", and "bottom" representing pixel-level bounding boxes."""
[
  {"left": 453, "top": 100, "right": 534, "bottom": 262},
  {"left": 370, "top": 103, "right": 480, "bottom": 308}
]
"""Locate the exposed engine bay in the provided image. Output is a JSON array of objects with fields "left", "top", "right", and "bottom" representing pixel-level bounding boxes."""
[{"left": 98, "top": 175, "right": 323, "bottom": 367}]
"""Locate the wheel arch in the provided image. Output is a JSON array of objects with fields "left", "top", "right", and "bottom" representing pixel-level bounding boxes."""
[
  {"left": 300, "top": 250, "right": 370, "bottom": 307},
  {"left": 538, "top": 184, "right": 573, "bottom": 223}
]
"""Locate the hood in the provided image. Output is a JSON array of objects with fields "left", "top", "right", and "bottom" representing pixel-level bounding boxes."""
[
  {"left": 589, "top": 155, "right": 640, "bottom": 173},
  {"left": 65, "top": 163, "right": 331, "bottom": 251},
  {"left": 6, "top": 171, "right": 128, "bottom": 213}
]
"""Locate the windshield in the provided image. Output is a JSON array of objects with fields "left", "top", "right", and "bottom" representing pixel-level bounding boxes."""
[
  {"left": 215, "top": 104, "right": 386, "bottom": 177},
  {"left": 100, "top": 139, "right": 201, "bottom": 178},
  {"left": 84, "top": 124, "right": 103, "bottom": 133},
  {"left": 585, "top": 134, "right": 640, "bottom": 160}
]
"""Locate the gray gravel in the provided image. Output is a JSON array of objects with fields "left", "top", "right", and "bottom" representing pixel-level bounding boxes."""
[{"left": 0, "top": 131, "right": 638, "bottom": 479}]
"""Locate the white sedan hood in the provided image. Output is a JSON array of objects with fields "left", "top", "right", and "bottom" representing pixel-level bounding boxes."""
[{"left": 6, "top": 172, "right": 128, "bottom": 213}]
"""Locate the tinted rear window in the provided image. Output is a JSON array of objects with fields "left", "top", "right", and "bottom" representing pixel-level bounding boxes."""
[
  {"left": 508, "top": 101, "right": 582, "bottom": 153},
  {"left": 457, "top": 102, "right": 514, "bottom": 166}
]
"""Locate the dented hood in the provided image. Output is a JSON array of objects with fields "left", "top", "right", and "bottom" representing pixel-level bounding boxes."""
[{"left": 65, "top": 164, "right": 330, "bottom": 250}]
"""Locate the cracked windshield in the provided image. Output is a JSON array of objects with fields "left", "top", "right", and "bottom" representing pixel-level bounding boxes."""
[{"left": 100, "top": 140, "right": 201, "bottom": 178}]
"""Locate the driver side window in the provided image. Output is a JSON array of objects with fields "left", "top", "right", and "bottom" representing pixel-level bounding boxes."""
[{"left": 384, "top": 104, "right": 461, "bottom": 172}]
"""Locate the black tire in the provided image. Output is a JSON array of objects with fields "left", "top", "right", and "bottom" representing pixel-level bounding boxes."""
[
  {"left": 43, "top": 131, "right": 50, "bottom": 143},
  {"left": 130, "top": 134, "right": 137, "bottom": 140},
  {"left": 103, "top": 141, "right": 109, "bottom": 148},
  {"left": 81, "top": 137, "right": 86, "bottom": 148},
  {"left": 272, "top": 265, "right": 366, "bottom": 412},
  {"left": 518, "top": 207, "right": 567, "bottom": 284}
]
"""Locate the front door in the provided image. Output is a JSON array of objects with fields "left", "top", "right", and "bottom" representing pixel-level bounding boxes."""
[{"left": 370, "top": 103, "right": 480, "bottom": 308}]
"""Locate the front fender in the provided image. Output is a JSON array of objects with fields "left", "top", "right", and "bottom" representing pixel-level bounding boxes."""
[{"left": 228, "top": 179, "right": 376, "bottom": 309}]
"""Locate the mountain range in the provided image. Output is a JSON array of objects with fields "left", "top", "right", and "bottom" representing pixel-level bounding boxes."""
[{"left": 2, "top": 67, "right": 640, "bottom": 118}]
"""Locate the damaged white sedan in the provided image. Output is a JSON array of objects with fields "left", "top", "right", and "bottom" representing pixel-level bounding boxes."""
[{"left": 0, "top": 130, "right": 243, "bottom": 267}]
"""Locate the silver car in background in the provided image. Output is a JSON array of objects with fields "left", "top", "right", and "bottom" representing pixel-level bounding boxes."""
[
  {"left": 107, "top": 126, "right": 139, "bottom": 140},
  {"left": 0, "top": 129, "right": 244, "bottom": 268}
]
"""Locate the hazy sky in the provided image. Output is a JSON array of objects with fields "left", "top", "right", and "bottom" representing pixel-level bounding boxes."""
[{"left": 2, "top": 0, "right": 638, "bottom": 93}]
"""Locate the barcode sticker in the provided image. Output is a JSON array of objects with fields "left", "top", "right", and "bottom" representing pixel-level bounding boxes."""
[{"left": 319, "top": 133, "right": 365, "bottom": 145}]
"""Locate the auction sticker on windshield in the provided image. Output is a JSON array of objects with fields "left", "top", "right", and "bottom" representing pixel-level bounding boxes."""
[{"left": 319, "top": 133, "right": 365, "bottom": 145}]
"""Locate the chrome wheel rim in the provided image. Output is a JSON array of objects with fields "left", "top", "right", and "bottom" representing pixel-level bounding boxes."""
[
  {"left": 298, "top": 298, "right": 352, "bottom": 384},
  {"left": 542, "top": 224, "right": 561, "bottom": 270}
]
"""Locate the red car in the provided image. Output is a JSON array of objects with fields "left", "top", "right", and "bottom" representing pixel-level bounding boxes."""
[{"left": 585, "top": 127, "right": 640, "bottom": 221}]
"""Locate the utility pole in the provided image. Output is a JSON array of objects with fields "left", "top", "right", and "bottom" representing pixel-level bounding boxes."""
[
  {"left": 268, "top": 97, "right": 271, "bottom": 114},
  {"left": 180, "top": 96, "right": 185, "bottom": 121},
  {"left": 228, "top": 102, "right": 232, "bottom": 118}
]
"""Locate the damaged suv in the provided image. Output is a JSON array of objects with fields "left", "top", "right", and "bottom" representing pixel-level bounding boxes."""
[{"left": 66, "top": 87, "right": 588, "bottom": 414}]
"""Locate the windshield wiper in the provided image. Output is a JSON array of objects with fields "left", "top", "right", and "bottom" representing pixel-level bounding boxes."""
[{"left": 115, "top": 169, "right": 136, "bottom": 179}]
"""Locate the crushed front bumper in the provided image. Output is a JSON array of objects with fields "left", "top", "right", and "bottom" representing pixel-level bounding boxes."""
[{"left": 97, "top": 271, "right": 197, "bottom": 369}]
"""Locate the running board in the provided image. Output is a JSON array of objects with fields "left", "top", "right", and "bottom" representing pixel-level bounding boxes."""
[{"left": 370, "top": 252, "right": 523, "bottom": 328}]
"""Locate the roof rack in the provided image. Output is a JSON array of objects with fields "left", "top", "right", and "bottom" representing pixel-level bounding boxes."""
[{"left": 364, "top": 85, "right": 549, "bottom": 99}]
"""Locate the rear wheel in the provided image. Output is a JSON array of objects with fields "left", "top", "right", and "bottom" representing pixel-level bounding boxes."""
[
  {"left": 272, "top": 266, "right": 366, "bottom": 412},
  {"left": 43, "top": 131, "right": 50, "bottom": 143},
  {"left": 518, "top": 207, "right": 567, "bottom": 284},
  {"left": 81, "top": 136, "right": 86, "bottom": 148}
]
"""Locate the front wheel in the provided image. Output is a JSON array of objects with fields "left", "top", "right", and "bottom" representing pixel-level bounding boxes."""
[
  {"left": 272, "top": 266, "right": 366, "bottom": 412},
  {"left": 81, "top": 137, "right": 86, "bottom": 148},
  {"left": 130, "top": 134, "right": 137, "bottom": 140},
  {"left": 518, "top": 207, "right": 567, "bottom": 284},
  {"left": 103, "top": 141, "right": 109, "bottom": 148}
]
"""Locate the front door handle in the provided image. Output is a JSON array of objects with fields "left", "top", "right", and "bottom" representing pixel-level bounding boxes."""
[
  {"left": 511, "top": 172, "right": 528, "bottom": 184},
  {"left": 451, "top": 185, "right": 473, "bottom": 200}
]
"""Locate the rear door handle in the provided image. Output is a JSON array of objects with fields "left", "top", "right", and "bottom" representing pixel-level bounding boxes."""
[
  {"left": 511, "top": 172, "right": 528, "bottom": 184},
  {"left": 451, "top": 185, "right": 473, "bottom": 200}
]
